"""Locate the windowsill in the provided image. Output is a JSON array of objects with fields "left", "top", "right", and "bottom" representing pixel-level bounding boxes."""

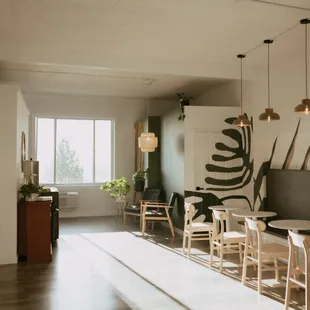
[{"left": 42, "top": 183, "right": 104, "bottom": 188}]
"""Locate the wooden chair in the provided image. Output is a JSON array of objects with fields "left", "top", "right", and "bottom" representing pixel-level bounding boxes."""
[
  {"left": 285, "top": 230, "right": 310, "bottom": 310},
  {"left": 182, "top": 202, "right": 213, "bottom": 256},
  {"left": 123, "top": 188, "right": 163, "bottom": 228},
  {"left": 242, "top": 217, "right": 288, "bottom": 294},
  {"left": 141, "top": 192, "right": 178, "bottom": 237},
  {"left": 210, "top": 209, "right": 246, "bottom": 273}
]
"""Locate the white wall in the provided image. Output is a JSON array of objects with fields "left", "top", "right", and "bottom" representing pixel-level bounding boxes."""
[
  {"left": 25, "top": 92, "right": 175, "bottom": 217},
  {"left": 0, "top": 84, "right": 29, "bottom": 265}
]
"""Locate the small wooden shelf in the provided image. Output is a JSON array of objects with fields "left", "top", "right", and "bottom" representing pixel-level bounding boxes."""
[{"left": 18, "top": 201, "right": 52, "bottom": 263}]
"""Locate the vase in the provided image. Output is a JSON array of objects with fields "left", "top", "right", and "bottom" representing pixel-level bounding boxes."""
[
  {"left": 26, "top": 193, "right": 39, "bottom": 202},
  {"left": 134, "top": 180, "right": 145, "bottom": 192}
]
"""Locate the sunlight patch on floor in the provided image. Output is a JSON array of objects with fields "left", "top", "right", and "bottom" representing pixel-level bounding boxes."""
[{"left": 79, "top": 231, "right": 290, "bottom": 310}]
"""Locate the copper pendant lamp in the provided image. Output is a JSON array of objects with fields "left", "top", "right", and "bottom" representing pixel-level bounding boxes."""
[
  {"left": 233, "top": 54, "right": 251, "bottom": 127},
  {"left": 259, "top": 39, "right": 280, "bottom": 121},
  {"left": 294, "top": 18, "right": 310, "bottom": 114}
]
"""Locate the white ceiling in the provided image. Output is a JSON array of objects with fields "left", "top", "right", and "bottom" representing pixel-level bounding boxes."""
[
  {"left": 0, "top": 0, "right": 309, "bottom": 97},
  {"left": 0, "top": 61, "right": 229, "bottom": 99}
]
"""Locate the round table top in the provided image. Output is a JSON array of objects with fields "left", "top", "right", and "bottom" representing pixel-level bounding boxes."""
[
  {"left": 208, "top": 205, "right": 245, "bottom": 211},
  {"left": 232, "top": 210, "right": 277, "bottom": 218},
  {"left": 185, "top": 196, "right": 203, "bottom": 204},
  {"left": 268, "top": 220, "right": 310, "bottom": 231}
]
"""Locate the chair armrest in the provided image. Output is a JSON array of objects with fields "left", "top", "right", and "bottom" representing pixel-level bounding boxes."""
[
  {"left": 143, "top": 204, "right": 171, "bottom": 209},
  {"left": 142, "top": 202, "right": 167, "bottom": 205},
  {"left": 140, "top": 200, "right": 162, "bottom": 203}
]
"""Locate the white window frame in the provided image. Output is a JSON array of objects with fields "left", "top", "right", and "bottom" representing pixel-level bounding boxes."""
[{"left": 33, "top": 115, "right": 115, "bottom": 186}]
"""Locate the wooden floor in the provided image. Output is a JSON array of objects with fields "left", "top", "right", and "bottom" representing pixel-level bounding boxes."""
[{"left": 0, "top": 216, "right": 305, "bottom": 310}]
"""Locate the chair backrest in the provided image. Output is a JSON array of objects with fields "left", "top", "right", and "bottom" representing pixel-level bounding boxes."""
[
  {"left": 288, "top": 230, "right": 310, "bottom": 269},
  {"left": 288, "top": 230, "right": 310, "bottom": 249},
  {"left": 184, "top": 202, "right": 196, "bottom": 227},
  {"left": 167, "top": 192, "right": 178, "bottom": 216},
  {"left": 244, "top": 218, "right": 266, "bottom": 249},
  {"left": 142, "top": 188, "right": 163, "bottom": 201},
  {"left": 212, "top": 210, "right": 227, "bottom": 239}
]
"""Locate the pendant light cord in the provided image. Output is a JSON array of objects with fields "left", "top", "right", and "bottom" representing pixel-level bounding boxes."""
[
  {"left": 268, "top": 42, "right": 270, "bottom": 108},
  {"left": 306, "top": 22, "right": 308, "bottom": 99},
  {"left": 240, "top": 57, "right": 243, "bottom": 114},
  {"left": 238, "top": 55, "right": 245, "bottom": 115}
]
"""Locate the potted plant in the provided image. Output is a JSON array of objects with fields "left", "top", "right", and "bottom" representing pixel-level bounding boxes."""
[
  {"left": 177, "top": 92, "right": 193, "bottom": 121},
  {"left": 100, "top": 177, "right": 130, "bottom": 201},
  {"left": 19, "top": 183, "right": 44, "bottom": 201},
  {"left": 132, "top": 168, "right": 149, "bottom": 191}
]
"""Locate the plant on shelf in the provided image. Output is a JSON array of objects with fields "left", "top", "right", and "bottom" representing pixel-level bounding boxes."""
[
  {"left": 177, "top": 92, "right": 192, "bottom": 121},
  {"left": 132, "top": 168, "right": 149, "bottom": 192},
  {"left": 19, "top": 182, "right": 45, "bottom": 201},
  {"left": 100, "top": 177, "right": 130, "bottom": 201}
]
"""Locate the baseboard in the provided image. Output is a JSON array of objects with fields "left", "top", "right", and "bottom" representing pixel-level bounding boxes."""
[
  {"left": 59, "top": 212, "right": 117, "bottom": 218},
  {"left": 0, "top": 256, "right": 17, "bottom": 266}
]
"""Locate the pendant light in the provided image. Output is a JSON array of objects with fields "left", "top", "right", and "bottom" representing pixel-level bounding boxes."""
[
  {"left": 294, "top": 18, "right": 310, "bottom": 114},
  {"left": 138, "top": 99, "right": 158, "bottom": 152},
  {"left": 259, "top": 40, "right": 280, "bottom": 121},
  {"left": 233, "top": 54, "right": 251, "bottom": 127}
]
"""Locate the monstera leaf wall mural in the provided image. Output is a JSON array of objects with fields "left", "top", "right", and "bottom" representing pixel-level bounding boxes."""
[
  {"left": 185, "top": 115, "right": 307, "bottom": 222},
  {"left": 185, "top": 114, "right": 255, "bottom": 222}
]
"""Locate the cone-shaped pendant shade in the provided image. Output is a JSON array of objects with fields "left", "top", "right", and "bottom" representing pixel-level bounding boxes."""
[
  {"left": 259, "top": 40, "right": 280, "bottom": 121},
  {"left": 294, "top": 98, "right": 310, "bottom": 114},
  {"left": 232, "top": 115, "right": 251, "bottom": 127},
  {"left": 138, "top": 132, "right": 158, "bottom": 152},
  {"left": 259, "top": 108, "right": 280, "bottom": 121},
  {"left": 294, "top": 19, "right": 310, "bottom": 114}
]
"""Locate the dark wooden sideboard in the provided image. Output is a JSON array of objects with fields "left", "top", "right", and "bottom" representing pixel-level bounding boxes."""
[{"left": 17, "top": 201, "right": 52, "bottom": 263}]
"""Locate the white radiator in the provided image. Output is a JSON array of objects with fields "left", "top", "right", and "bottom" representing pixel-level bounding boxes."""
[{"left": 59, "top": 192, "right": 79, "bottom": 211}]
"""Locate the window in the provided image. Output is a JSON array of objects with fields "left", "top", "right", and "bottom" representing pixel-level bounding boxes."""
[{"left": 36, "top": 117, "right": 113, "bottom": 185}]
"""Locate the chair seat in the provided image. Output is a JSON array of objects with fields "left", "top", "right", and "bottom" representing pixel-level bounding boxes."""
[
  {"left": 125, "top": 206, "right": 140, "bottom": 214},
  {"left": 213, "top": 231, "right": 246, "bottom": 243},
  {"left": 252, "top": 243, "right": 288, "bottom": 259},
  {"left": 185, "top": 222, "right": 213, "bottom": 232},
  {"left": 145, "top": 210, "right": 166, "bottom": 217}
]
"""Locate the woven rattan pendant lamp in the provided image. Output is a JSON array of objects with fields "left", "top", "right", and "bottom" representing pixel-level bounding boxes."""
[
  {"left": 294, "top": 18, "right": 310, "bottom": 114},
  {"left": 233, "top": 54, "right": 251, "bottom": 127},
  {"left": 138, "top": 99, "right": 158, "bottom": 152},
  {"left": 259, "top": 39, "right": 280, "bottom": 121}
]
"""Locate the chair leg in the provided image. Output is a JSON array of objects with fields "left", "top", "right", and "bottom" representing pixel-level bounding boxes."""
[
  {"left": 219, "top": 245, "right": 224, "bottom": 273},
  {"left": 210, "top": 241, "right": 214, "bottom": 269},
  {"left": 306, "top": 277, "right": 310, "bottom": 310},
  {"left": 284, "top": 278, "right": 292, "bottom": 310},
  {"left": 238, "top": 243, "right": 243, "bottom": 265},
  {"left": 182, "top": 233, "right": 187, "bottom": 253},
  {"left": 258, "top": 256, "right": 262, "bottom": 294},
  {"left": 167, "top": 218, "right": 175, "bottom": 237},
  {"left": 187, "top": 234, "right": 192, "bottom": 256},
  {"left": 142, "top": 219, "right": 146, "bottom": 236},
  {"left": 123, "top": 212, "right": 126, "bottom": 225},
  {"left": 242, "top": 244, "right": 248, "bottom": 285},
  {"left": 274, "top": 257, "right": 280, "bottom": 282},
  {"left": 139, "top": 216, "right": 143, "bottom": 230}
]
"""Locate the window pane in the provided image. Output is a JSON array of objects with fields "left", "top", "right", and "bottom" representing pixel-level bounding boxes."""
[
  {"left": 95, "top": 120, "right": 112, "bottom": 182},
  {"left": 37, "top": 118, "right": 55, "bottom": 184},
  {"left": 56, "top": 119, "right": 93, "bottom": 184}
]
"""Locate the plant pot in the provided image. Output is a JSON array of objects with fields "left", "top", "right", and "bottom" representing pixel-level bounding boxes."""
[
  {"left": 180, "top": 99, "right": 190, "bottom": 106},
  {"left": 26, "top": 193, "right": 39, "bottom": 202},
  {"left": 134, "top": 180, "right": 145, "bottom": 192}
]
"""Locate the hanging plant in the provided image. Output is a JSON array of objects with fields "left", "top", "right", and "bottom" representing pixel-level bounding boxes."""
[{"left": 177, "top": 93, "right": 192, "bottom": 121}]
